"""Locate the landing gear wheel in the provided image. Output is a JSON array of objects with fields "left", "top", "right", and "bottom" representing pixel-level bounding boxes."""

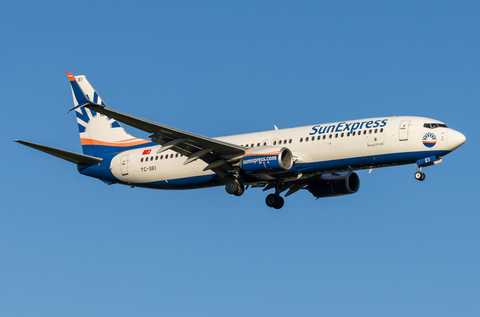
[
  {"left": 225, "top": 180, "right": 240, "bottom": 194},
  {"left": 234, "top": 184, "right": 245, "bottom": 196},
  {"left": 273, "top": 196, "right": 284, "bottom": 209},
  {"left": 266, "top": 194, "right": 277, "bottom": 208},
  {"left": 414, "top": 171, "right": 426, "bottom": 181},
  {"left": 265, "top": 194, "right": 284, "bottom": 209}
]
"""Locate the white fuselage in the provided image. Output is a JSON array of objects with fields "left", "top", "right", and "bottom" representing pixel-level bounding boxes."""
[{"left": 107, "top": 116, "right": 463, "bottom": 188}]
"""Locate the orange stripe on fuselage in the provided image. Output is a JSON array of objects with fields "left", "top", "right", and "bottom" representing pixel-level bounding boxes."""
[
  {"left": 81, "top": 138, "right": 151, "bottom": 147},
  {"left": 243, "top": 151, "right": 280, "bottom": 157}
]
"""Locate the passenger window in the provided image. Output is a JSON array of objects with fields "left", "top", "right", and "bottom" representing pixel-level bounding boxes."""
[
  {"left": 165, "top": 155, "right": 168, "bottom": 159},
  {"left": 289, "top": 139, "right": 292, "bottom": 143},
  {"left": 284, "top": 139, "right": 287, "bottom": 144},
  {"left": 369, "top": 130, "right": 372, "bottom": 134},
  {"left": 279, "top": 140, "right": 282, "bottom": 145},
  {"left": 323, "top": 135, "right": 326, "bottom": 140},
  {"left": 175, "top": 153, "right": 179, "bottom": 158},
  {"left": 263, "top": 142, "right": 267, "bottom": 146},
  {"left": 335, "top": 133, "right": 338, "bottom": 138},
  {"left": 257, "top": 143, "right": 260, "bottom": 147},
  {"left": 141, "top": 158, "right": 144, "bottom": 162},
  {"left": 300, "top": 138, "right": 303, "bottom": 142},
  {"left": 347, "top": 132, "right": 350, "bottom": 136},
  {"left": 352, "top": 132, "right": 356, "bottom": 136},
  {"left": 145, "top": 157, "right": 149, "bottom": 162},
  {"left": 380, "top": 128, "right": 383, "bottom": 133},
  {"left": 329, "top": 134, "right": 332, "bottom": 139},
  {"left": 155, "top": 156, "right": 158, "bottom": 160},
  {"left": 364, "top": 130, "right": 367, "bottom": 135},
  {"left": 341, "top": 133, "right": 344, "bottom": 137},
  {"left": 171, "top": 154, "right": 174, "bottom": 158},
  {"left": 245, "top": 144, "right": 249, "bottom": 147},
  {"left": 251, "top": 143, "right": 254, "bottom": 147},
  {"left": 274, "top": 140, "right": 277, "bottom": 145},
  {"left": 374, "top": 129, "right": 377, "bottom": 133},
  {"left": 160, "top": 155, "right": 163, "bottom": 159}
]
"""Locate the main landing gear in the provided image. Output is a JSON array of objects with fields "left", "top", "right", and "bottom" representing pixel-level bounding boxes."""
[
  {"left": 265, "top": 194, "right": 284, "bottom": 209},
  {"left": 225, "top": 178, "right": 287, "bottom": 210},
  {"left": 264, "top": 182, "right": 286, "bottom": 209},
  {"left": 225, "top": 179, "right": 245, "bottom": 196}
]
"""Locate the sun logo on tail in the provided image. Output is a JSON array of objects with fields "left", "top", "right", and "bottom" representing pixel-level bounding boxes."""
[{"left": 422, "top": 132, "right": 437, "bottom": 148}]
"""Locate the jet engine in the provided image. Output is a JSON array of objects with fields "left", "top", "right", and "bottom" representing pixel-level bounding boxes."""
[
  {"left": 240, "top": 146, "right": 293, "bottom": 173},
  {"left": 307, "top": 172, "right": 360, "bottom": 198}
]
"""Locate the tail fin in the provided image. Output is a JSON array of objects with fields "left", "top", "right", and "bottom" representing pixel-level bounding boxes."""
[{"left": 67, "top": 72, "right": 151, "bottom": 157}]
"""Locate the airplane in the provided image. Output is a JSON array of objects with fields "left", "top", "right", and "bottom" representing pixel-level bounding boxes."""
[{"left": 14, "top": 72, "right": 466, "bottom": 209}]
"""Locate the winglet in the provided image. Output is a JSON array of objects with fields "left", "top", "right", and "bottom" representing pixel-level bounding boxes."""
[
  {"left": 66, "top": 71, "right": 91, "bottom": 105},
  {"left": 66, "top": 72, "right": 76, "bottom": 81}
]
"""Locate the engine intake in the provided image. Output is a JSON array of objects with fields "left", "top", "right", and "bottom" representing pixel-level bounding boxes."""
[
  {"left": 307, "top": 172, "right": 360, "bottom": 198},
  {"left": 240, "top": 146, "right": 293, "bottom": 174}
]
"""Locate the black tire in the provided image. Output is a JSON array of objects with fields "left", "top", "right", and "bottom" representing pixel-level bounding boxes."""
[
  {"left": 420, "top": 173, "right": 426, "bottom": 181},
  {"left": 266, "top": 194, "right": 277, "bottom": 207},
  {"left": 273, "top": 196, "right": 284, "bottom": 209},
  {"left": 414, "top": 172, "right": 423, "bottom": 180},
  {"left": 225, "top": 180, "right": 239, "bottom": 194}
]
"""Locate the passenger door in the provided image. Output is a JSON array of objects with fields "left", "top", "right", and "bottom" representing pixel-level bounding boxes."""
[
  {"left": 120, "top": 154, "right": 129, "bottom": 176},
  {"left": 399, "top": 120, "right": 410, "bottom": 141}
]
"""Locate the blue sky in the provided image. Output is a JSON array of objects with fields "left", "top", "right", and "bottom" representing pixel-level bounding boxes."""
[{"left": 1, "top": 1, "right": 479, "bottom": 316}]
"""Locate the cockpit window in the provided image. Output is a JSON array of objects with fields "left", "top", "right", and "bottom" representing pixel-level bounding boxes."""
[{"left": 424, "top": 123, "right": 448, "bottom": 129}]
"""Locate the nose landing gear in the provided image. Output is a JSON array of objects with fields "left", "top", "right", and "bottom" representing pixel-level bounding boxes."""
[
  {"left": 414, "top": 155, "right": 443, "bottom": 181},
  {"left": 414, "top": 170, "right": 426, "bottom": 181}
]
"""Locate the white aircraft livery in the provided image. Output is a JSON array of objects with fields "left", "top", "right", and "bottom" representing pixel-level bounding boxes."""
[{"left": 15, "top": 72, "right": 466, "bottom": 209}]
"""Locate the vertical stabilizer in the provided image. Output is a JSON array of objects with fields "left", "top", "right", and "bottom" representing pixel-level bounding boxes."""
[{"left": 67, "top": 72, "right": 151, "bottom": 157}]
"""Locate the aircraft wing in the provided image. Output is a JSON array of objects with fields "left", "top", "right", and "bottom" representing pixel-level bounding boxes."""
[
  {"left": 14, "top": 140, "right": 103, "bottom": 165},
  {"left": 86, "top": 104, "right": 244, "bottom": 155},
  {"left": 83, "top": 103, "right": 245, "bottom": 177},
  {"left": 66, "top": 73, "right": 245, "bottom": 177}
]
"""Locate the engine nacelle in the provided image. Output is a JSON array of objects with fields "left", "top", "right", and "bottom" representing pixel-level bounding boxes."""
[
  {"left": 240, "top": 146, "right": 294, "bottom": 174},
  {"left": 307, "top": 172, "right": 360, "bottom": 198}
]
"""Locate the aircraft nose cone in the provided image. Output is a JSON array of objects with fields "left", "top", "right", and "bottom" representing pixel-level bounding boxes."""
[{"left": 449, "top": 130, "right": 466, "bottom": 151}]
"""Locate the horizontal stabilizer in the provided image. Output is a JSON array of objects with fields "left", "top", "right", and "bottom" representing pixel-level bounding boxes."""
[{"left": 14, "top": 140, "right": 103, "bottom": 165}]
